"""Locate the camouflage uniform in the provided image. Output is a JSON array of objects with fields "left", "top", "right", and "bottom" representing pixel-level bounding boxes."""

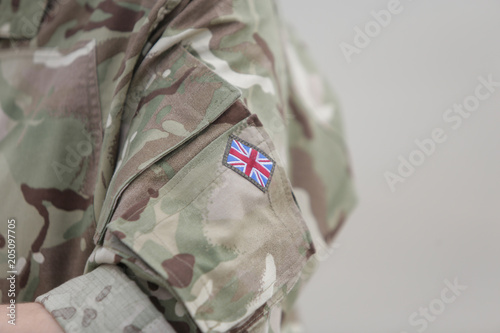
[{"left": 0, "top": 0, "right": 356, "bottom": 332}]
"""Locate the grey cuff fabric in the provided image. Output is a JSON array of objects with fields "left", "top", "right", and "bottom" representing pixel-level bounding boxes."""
[{"left": 35, "top": 264, "right": 176, "bottom": 333}]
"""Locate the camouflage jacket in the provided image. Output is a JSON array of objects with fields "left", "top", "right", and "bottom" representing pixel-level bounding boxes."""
[{"left": 0, "top": 0, "right": 356, "bottom": 332}]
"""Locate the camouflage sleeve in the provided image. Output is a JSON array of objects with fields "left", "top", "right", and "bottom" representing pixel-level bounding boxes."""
[{"left": 36, "top": 43, "right": 315, "bottom": 332}]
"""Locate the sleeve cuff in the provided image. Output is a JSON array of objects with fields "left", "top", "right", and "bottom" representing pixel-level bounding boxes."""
[{"left": 35, "top": 265, "right": 176, "bottom": 333}]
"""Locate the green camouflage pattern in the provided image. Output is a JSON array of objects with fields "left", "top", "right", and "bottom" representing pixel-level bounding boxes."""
[{"left": 0, "top": 0, "right": 356, "bottom": 332}]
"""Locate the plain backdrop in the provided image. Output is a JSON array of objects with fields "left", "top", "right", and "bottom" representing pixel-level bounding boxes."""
[{"left": 280, "top": 1, "right": 500, "bottom": 332}]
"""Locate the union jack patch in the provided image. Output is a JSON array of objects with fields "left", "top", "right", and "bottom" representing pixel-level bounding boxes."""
[{"left": 222, "top": 135, "right": 275, "bottom": 192}]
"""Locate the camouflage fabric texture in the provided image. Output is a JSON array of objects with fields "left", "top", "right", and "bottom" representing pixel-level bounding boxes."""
[{"left": 0, "top": 0, "right": 356, "bottom": 332}]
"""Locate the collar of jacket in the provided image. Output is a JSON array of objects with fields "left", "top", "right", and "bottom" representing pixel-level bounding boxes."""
[{"left": 0, "top": 0, "right": 49, "bottom": 39}]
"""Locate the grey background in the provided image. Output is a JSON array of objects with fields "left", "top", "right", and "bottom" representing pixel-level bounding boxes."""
[{"left": 281, "top": 1, "right": 500, "bottom": 332}]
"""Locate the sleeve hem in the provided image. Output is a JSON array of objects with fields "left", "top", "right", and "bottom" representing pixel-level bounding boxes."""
[{"left": 35, "top": 265, "right": 176, "bottom": 333}]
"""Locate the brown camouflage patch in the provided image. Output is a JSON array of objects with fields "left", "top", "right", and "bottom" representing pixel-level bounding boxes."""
[
  {"left": 95, "top": 285, "right": 112, "bottom": 302},
  {"left": 123, "top": 324, "right": 142, "bottom": 333},
  {"left": 82, "top": 307, "right": 98, "bottom": 327},
  {"left": 52, "top": 307, "right": 77, "bottom": 320},
  {"left": 162, "top": 254, "right": 195, "bottom": 289}
]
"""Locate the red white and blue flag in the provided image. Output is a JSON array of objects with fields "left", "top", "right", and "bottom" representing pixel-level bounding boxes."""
[{"left": 223, "top": 136, "right": 275, "bottom": 191}]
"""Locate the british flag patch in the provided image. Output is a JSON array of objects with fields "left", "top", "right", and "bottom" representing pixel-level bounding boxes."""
[{"left": 223, "top": 135, "right": 275, "bottom": 192}]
